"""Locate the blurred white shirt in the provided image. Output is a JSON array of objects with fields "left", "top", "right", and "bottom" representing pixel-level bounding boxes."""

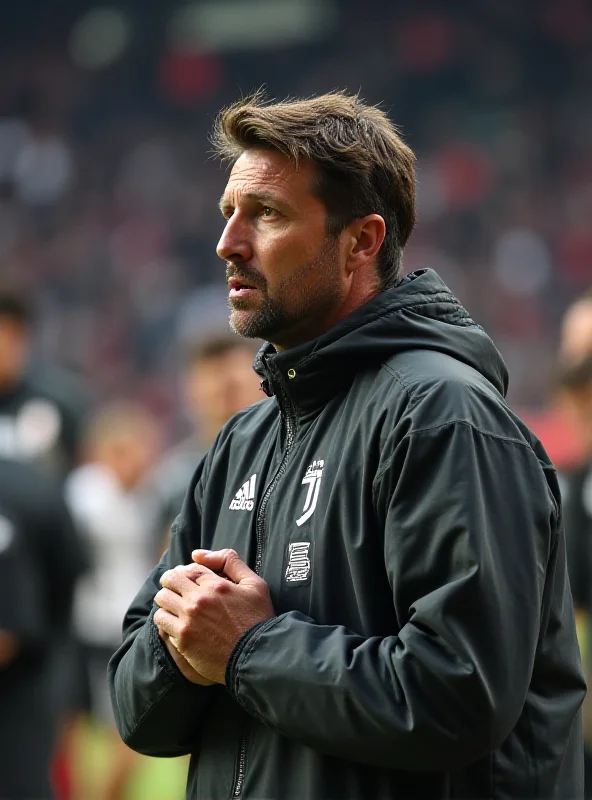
[{"left": 66, "top": 463, "right": 157, "bottom": 646}]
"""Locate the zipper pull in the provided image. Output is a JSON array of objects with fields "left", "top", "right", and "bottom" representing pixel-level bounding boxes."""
[{"left": 260, "top": 378, "right": 273, "bottom": 397}]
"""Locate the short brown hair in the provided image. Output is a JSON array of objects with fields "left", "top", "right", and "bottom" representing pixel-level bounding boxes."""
[{"left": 212, "top": 91, "right": 416, "bottom": 289}]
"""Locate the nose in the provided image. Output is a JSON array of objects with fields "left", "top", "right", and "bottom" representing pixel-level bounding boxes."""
[{"left": 216, "top": 214, "right": 253, "bottom": 264}]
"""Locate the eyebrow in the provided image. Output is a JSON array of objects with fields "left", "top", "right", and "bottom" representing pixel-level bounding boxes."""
[{"left": 218, "top": 191, "right": 282, "bottom": 214}]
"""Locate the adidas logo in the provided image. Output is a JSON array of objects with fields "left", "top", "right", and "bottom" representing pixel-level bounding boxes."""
[{"left": 229, "top": 474, "right": 257, "bottom": 512}]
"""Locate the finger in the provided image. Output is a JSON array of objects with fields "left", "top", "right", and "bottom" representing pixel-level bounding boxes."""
[
  {"left": 192, "top": 548, "right": 255, "bottom": 584},
  {"left": 160, "top": 565, "right": 213, "bottom": 594},
  {"left": 154, "top": 608, "right": 181, "bottom": 639},
  {"left": 154, "top": 587, "right": 184, "bottom": 616},
  {"left": 180, "top": 563, "right": 216, "bottom": 583}
]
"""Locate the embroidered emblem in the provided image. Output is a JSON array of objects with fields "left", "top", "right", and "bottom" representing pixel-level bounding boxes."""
[
  {"left": 296, "top": 460, "right": 324, "bottom": 526},
  {"left": 285, "top": 541, "right": 311, "bottom": 582}
]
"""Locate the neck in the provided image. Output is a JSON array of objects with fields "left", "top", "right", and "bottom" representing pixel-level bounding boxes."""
[{"left": 273, "top": 284, "right": 381, "bottom": 352}]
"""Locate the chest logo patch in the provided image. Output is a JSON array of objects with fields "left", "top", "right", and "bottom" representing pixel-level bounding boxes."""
[
  {"left": 296, "top": 459, "right": 324, "bottom": 527},
  {"left": 229, "top": 474, "right": 257, "bottom": 512},
  {"left": 285, "top": 541, "right": 311, "bottom": 582}
]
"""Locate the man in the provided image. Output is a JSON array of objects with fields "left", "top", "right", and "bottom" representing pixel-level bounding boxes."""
[
  {"left": 0, "top": 280, "right": 88, "bottom": 476},
  {"left": 556, "top": 325, "right": 592, "bottom": 798},
  {"left": 557, "top": 355, "right": 592, "bottom": 615},
  {"left": 0, "top": 280, "right": 90, "bottom": 799},
  {"left": 67, "top": 401, "right": 163, "bottom": 800},
  {"left": 0, "top": 457, "right": 85, "bottom": 799},
  {"left": 150, "top": 335, "right": 261, "bottom": 553},
  {"left": 109, "top": 92, "right": 585, "bottom": 799}
]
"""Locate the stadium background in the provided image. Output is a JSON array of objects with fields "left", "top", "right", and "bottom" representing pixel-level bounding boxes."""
[{"left": 1, "top": 0, "right": 591, "bottom": 797}]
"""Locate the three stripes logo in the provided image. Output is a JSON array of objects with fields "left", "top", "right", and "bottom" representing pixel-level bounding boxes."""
[{"left": 229, "top": 474, "right": 257, "bottom": 512}]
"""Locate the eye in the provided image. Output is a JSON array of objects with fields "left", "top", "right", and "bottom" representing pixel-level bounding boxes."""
[{"left": 260, "top": 205, "right": 278, "bottom": 219}]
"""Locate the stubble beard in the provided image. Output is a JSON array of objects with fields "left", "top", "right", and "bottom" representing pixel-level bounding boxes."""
[{"left": 228, "top": 238, "right": 341, "bottom": 346}]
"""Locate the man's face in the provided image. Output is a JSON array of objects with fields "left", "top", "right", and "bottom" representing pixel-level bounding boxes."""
[
  {"left": 217, "top": 149, "right": 348, "bottom": 349},
  {"left": 186, "top": 347, "right": 262, "bottom": 436},
  {"left": 561, "top": 301, "right": 592, "bottom": 364}
]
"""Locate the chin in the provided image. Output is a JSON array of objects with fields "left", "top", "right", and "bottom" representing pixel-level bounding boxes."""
[{"left": 229, "top": 309, "right": 262, "bottom": 339}]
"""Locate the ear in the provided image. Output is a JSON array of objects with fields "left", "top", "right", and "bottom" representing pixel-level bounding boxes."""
[{"left": 344, "top": 215, "right": 386, "bottom": 275}]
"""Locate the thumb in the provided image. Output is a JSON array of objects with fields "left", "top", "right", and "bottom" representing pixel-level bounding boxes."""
[{"left": 192, "top": 548, "right": 255, "bottom": 583}]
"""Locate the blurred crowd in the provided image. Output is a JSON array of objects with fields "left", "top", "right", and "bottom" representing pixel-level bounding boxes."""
[
  {"left": 0, "top": 0, "right": 590, "bottom": 422},
  {"left": 0, "top": 0, "right": 591, "bottom": 797}
]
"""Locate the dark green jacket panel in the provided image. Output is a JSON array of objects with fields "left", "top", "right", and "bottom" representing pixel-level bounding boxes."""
[
  {"left": 227, "top": 422, "right": 580, "bottom": 779},
  {"left": 108, "top": 269, "right": 585, "bottom": 798}
]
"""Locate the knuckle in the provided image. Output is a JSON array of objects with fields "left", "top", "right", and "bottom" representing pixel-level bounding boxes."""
[
  {"left": 177, "top": 622, "right": 191, "bottom": 641},
  {"left": 212, "top": 579, "right": 229, "bottom": 595},
  {"left": 160, "top": 570, "right": 172, "bottom": 585},
  {"left": 187, "top": 595, "right": 204, "bottom": 615}
]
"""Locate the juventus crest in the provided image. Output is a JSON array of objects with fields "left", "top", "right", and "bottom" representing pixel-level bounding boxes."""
[{"left": 296, "top": 459, "right": 324, "bottom": 526}]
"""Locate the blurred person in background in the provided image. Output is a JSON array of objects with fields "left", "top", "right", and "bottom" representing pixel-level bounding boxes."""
[
  {"left": 558, "top": 355, "right": 592, "bottom": 612},
  {"left": 0, "top": 279, "right": 88, "bottom": 476},
  {"left": 556, "top": 293, "right": 592, "bottom": 798},
  {"left": 151, "top": 334, "right": 261, "bottom": 553},
  {"left": 561, "top": 290, "right": 592, "bottom": 366},
  {"left": 0, "top": 457, "right": 85, "bottom": 800},
  {"left": 0, "top": 279, "right": 90, "bottom": 798},
  {"left": 66, "top": 402, "right": 162, "bottom": 800}
]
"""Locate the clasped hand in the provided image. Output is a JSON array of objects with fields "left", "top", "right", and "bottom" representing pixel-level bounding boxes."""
[{"left": 153, "top": 549, "right": 276, "bottom": 685}]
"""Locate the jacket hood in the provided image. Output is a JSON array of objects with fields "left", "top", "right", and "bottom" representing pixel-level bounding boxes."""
[{"left": 255, "top": 269, "right": 509, "bottom": 411}]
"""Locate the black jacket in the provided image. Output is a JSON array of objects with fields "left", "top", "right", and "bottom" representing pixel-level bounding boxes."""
[
  {"left": 109, "top": 269, "right": 585, "bottom": 799},
  {"left": 0, "top": 458, "right": 86, "bottom": 799},
  {"left": 0, "top": 364, "right": 89, "bottom": 478},
  {"left": 563, "top": 463, "right": 592, "bottom": 613}
]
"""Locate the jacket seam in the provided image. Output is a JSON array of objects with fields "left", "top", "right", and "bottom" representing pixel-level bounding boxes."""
[
  {"left": 126, "top": 681, "right": 176, "bottom": 742},
  {"left": 374, "top": 419, "right": 541, "bottom": 487},
  {"left": 380, "top": 362, "right": 415, "bottom": 394}
]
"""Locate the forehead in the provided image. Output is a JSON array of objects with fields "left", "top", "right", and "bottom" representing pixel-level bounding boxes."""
[{"left": 223, "top": 149, "right": 317, "bottom": 202}]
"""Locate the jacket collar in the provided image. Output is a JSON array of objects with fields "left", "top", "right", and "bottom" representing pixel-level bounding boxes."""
[{"left": 253, "top": 269, "right": 508, "bottom": 415}]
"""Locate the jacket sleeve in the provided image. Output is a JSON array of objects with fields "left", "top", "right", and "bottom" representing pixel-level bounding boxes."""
[
  {"left": 0, "top": 516, "right": 47, "bottom": 657},
  {"left": 108, "top": 459, "right": 222, "bottom": 757},
  {"left": 225, "top": 421, "right": 566, "bottom": 771}
]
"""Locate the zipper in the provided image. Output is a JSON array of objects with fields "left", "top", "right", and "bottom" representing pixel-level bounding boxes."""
[
  {"left": 231, "top": 375, "right": 298, "bottom": 798},
  {"left": 232, "top": 742, "right": 247, "bottom": 798}
]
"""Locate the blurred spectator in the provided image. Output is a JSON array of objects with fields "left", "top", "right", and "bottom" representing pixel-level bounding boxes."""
[
  {"left": 557, "top": 355, "right": 592, "bottom": 607},
  {"left": 0, "top": 0, "right": 589, "bottom": 423},
  {"left": 560, "top": 289, "right": 592, "bottom": 365},
  {"left": 0, "top": 458, "right": 85, "bottom": 800},
  {"left": 150, "top": 335, "right": 262, "bottom": 552},
  {"left": 0, "top": 279, "right": 88, "bottom": 476},
  {"left": 0, "top": 278, "right": 90, "bottom": 798},
  {"left": 66, "top": 401, "right": 163, "bottom": 800},
  {"left": 555, "top": 354, "right": 592, "bottom": 797},
  {"left": 555, "top": 290, "right": 592, "bottom": 797}
]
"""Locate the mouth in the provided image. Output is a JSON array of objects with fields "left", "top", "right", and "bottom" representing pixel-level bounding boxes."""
[{"left": 228, "top": 276, "right": 262, "bottom": 300}]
